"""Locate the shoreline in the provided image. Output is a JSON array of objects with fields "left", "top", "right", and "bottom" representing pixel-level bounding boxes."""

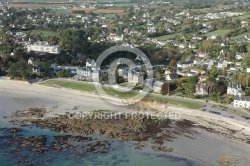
[{"left": 1, "top": 79, "right": 250, "bottom": 165}]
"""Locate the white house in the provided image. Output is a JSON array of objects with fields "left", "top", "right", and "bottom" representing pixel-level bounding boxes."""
[
  {"left": 204, "top": 59, "right": 214, "bottom": 69},
  {"left": 190, "top": 68, "right": 206, "bottom": 75},
  {"left": 195, "top": 83, "right": 209, "bottom": 95},
  {"left": 247, "top": 66, "right": 250, "bottom": 73},
  {"left": 235, "top": 52, "right": 245, "bottom": 60},
  {"left": 192, "top": 35, "right": 203, "bottom": 40},
  {"left": 227, "top": 83, "right": 243, "bottom": 96},
  {"left": 245, "top": 34, "right": 250, "bottom": 41},
  {"left": 128, "top": 70, "right": 144, "bottom": 85},
  {"left": 28, "top": 58, "right": 34, "bottom": 65},
  {"left": 76, "top": 67, "right": 92, "bottom": 78},
  {"left": 86, "top": 59, "right": 96, "bottom": 69},
  {"left": 189, "top": 43, "right": 196, "bottom": 49},
  {"left": 15, "top": 32, "right": 27, "bottom": 39},
  {"left": 74, "top": 67, "right": 104, "bottom": 81},
  {"left": 27, "top": 41, "right": 61, "bottom": 54},
  {"left": 217, "top": 60, "right": 227, "bottom": 69},
  {"left": 233, "top": 95, "right": 250, "bottom": 108},
  {"left": 152, "top": 81, "right": 164, "bottom": 93},
  {"left": 177, "top": 61, "right": 193, "bottom": 69},
  {"left": 108, "top": 33, "right": 123, "bottom": 42},
  {"left": 118, "top": 68, "right": 129, "bottom": 79}
]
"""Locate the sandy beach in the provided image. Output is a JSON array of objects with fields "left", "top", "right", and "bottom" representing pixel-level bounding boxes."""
[{"left": 1, "top": 80, "right": 250, "bottom": 166}]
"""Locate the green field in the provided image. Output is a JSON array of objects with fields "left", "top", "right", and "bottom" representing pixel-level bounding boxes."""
[
  {"left": 30, "top": 30, "right": 59, "bottom": 37},
  {"left": 103, "top": 13, "right": 115, "bottom": 18},
  {"left": 153, "top": 33, "right": 183, "bottom": 41},
  {"left": 42, "top": 79, "right": 202, "bottom": 109},
  {"left": 235, "top": 14, "right": 250, "bottom": 20},
  {"left": 97, "top": 0, "right": 131, "bottom": 2},
  {"left": 113, "top": 3, "right": 136, "bottom": 7},
  {"left": 145, "top": 94, "right": 203, "bottom": 109},
  {"left": 42, "top": 80, "right": 97, "bottom": 92},
  {"left": 50, "top": 9, "right": 70, "bottom": 15},
  {"left": 233, "top": 32, "right": 249, "bottom": 39},
  {"left": 42, "top": 79, "right": 138, "bottom": 98},
  {"left": 205, "top": 30, "right": 230, "bottom": 36}
]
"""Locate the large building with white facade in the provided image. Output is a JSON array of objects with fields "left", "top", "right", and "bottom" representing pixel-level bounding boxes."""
[
  {"left": 233, "top": 95, "right": 250, "bottom": 108},
  {"left": 128, "top": 70, "right": 144, "bottom": 85},
  {"left": 27, "top": 42, "right": 61, "bottom": 54},
  {"left": 227, "top": 83, "right": 243, "bottom": 96}
]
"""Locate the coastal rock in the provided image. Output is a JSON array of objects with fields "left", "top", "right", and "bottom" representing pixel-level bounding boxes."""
[{"left": 12, "top": 108, "right": 47, "bottom": 118}]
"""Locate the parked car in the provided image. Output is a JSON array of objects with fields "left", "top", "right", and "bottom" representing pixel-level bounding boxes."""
[
  {"left": 209, "top": 110, "right": 221, "bottom": 115},
  {"left": 241, "top": 115, "right": 250, "bottom": 120}
]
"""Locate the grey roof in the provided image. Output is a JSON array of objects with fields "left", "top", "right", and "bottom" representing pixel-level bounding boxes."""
[
  {"left": 168, "top": 73, "right": 179, "bottom": 79},
  {"left": 187, "top": 71, "right": 196, "bottom": 75},
  {"left": 178, "top": 60, "right": 193, "bottom": 65},
  {"left": 205, "top": 59, "right": 213, "bottom": 63},
  {"left": 78, "top": 67, "right": 92, "bottom": 71},
  {"left": 236, "top": 52, "right": 244, "bottom": 56},
  {"left": 233, "top": 95, "right": 250, "bottom": 101},
  {"left": 228, "top": 83, "right": 241, "bottom": 89},
  {"left": 86, "top": 59, "right": 95, "bottom": 63},
  {"left": 218, "top": 60, "right": 226, "bottom": 64},
  {"left": 153, "top": 81, "right": 164, "bottom": 87}
]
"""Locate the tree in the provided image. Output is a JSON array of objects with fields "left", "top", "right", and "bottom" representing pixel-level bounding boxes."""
[
  {"left": 39, "top": 62, "right": 53, "bottom": 77},
  {"left": 100, "top": 72, "right": 108, "bottom": 83},
  {"left": 169, "top": 59, "right": 176, "bottom": 67},
  {"left": 243, "top": 52, "right": 250, "bottom": 67},
  {"left": 161, "top": 82, "right": 169, "bottom": 95},
  {"left": 206, "top": 76, "right": 217, "bottom": 94},
  {"left": 8, "top": 59, "right": 32, "bottom": 80},
  {"left": 186, "top": 76, "right": 198, "bottom": 96},
  {"left": 154, "top": 71, "right": 161, "bottom": 80},
  {"left": 216, "top": 81, "right": 227, "bottom": 95},
  {"left": 56, "top": 69, "right": 68, "bottom": 77},
  {"left": 115, "top": 70, "right": 124, "bottom": 84}
]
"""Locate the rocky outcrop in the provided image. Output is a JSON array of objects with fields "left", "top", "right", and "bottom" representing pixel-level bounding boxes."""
[
  {"left": 11, "top": 113, "right": 173, "bottom": 142},
  {"left": 0, "top": 127, "right": 113, "bottom": 165},
  {"left": 12, "top": 108, "right": 47, "bottom": 118}
]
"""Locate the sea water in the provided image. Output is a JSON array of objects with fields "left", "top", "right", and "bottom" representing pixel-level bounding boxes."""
[{"left": 0, "top": 94, "right": 199, "bottom": 166}]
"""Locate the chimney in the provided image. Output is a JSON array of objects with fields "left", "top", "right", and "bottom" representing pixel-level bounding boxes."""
[{"left": 239, "top": 93, "right": 242, "bottom": 99}]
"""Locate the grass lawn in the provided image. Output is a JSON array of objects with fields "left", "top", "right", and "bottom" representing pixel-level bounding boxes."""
[
  {"left": 51, "top": 9, "right": 70, "bottom": 15},
  {"left": 42, "top": 79, "right": 202, "bottom": 109},
  {"left": 103, "top": 13, "right": 116, "bottom": 19},
  {"left": 30, "top": 30, "right": 59, "bottom": 37},
  {"left": 233, "top": 32, "right": 249, "bottom": 39},
  {"left": 145, "top": 94, "right": 203, "bottom": 109},
  {"left": 235, "top": 14, "right": 250, "bottom": 20},
  {"left": 113, "top": 3, "right": 136, "bottom": 7},
  {"left": 42, "top": 79, "right": 138, "bottom": 98},
  {"left": 42, "top": 80, "right": 97, "bottom": 92},
  {"left": 205, "top": 30, "right": 230, "bottom": 36},
  {"left": 152, "top": 32, "right": 183, "bottom": 41},
  {"left": 156, "top": 21, "right": 164, "bottom": 27}
]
